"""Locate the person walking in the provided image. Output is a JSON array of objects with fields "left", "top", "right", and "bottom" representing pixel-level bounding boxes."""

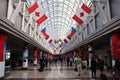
[
  {"left": 98, "top": 58, "right": 104, "bottom": 74},
  {"left": 39, "top": 57, "right": 45, "bottom": 72},
  {"left": 112, "top": 60, "right": 120, "bottom": 80},
  {"left": 82, "top": 58, "right": 87, "bottom": 75},
  {"left": 66, "top": 56, "right": 70, "bottom": 66},
  {"left": 91, "top": 57, "right": 97, "bottom": 78},
  {"left": 76, "top": 57, "right": 83, "bottom": 76},
  {"left": 70, "top": 57, "right": 73, "bottom": 66}
]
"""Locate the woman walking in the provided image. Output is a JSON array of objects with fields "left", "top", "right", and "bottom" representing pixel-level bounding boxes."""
[{"left": 76, "top": 57, "right": 83, "bottom": 76}]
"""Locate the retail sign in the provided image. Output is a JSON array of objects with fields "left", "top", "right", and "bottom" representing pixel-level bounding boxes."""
[
  {"left": 111, "top": 33, "right": 120, "bottom": 60},
  {"left": 34, "top": 48, "right": 38, "bottom": 59}
]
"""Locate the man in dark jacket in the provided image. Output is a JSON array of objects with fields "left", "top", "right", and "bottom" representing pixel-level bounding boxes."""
[
  {"left": 39, "top": 58, "right": 45, "bottom": 72},
  {"left": 91, "top": 57, "right": 97, "bottom": 78}
]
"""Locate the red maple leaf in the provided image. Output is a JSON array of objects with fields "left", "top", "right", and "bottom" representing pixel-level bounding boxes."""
[
  {"left": 80, "top": 12, "right": 84, "bottom": 17},
  {"left": 35, "top": 11, "right": 40, "bottom": 17}
]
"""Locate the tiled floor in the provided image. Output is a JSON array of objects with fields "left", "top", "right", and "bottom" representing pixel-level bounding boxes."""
[{"left": 4, "top": 63, "right": 113, "bottom": 80}]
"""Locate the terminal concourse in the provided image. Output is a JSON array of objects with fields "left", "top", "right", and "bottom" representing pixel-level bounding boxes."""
[{"left": 0, "top": 0, "right": 120, "bottom": 80}]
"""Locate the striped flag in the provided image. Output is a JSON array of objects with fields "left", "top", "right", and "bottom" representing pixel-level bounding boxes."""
[
  {"left": 47, "top": 38, "right": 55, "bottom": 48},
  {"left": 67, "top": 27, "right": 76, "bottom": 39},
  {"left": 41, "top": 28, "right": 49, "bottom": 39},
  {"left": 62, "top": 42, "right": 67, "bottom": 48},
  {"left": 49, "top": 43, "right": 54, "bottom": 47},
  {"left": 72, "top": 3, "right": 92, "bottom": 25}
]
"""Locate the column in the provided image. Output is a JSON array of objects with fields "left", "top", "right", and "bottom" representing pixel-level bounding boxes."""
[
  {"left": 88, "top": 44, "right": 93, "bottom": 68},
  {"left": 33, "top": 47, "right": 38, "bottom": 65},
  {"left": 39, "top": 51, "right": 43, "bottom": 59},
  {"left": 0, "top": 33, "right": 7, "bottom": 78},
  {"left": 22, "top": 44, "right": 28, "bottom": 69},
  {"left": 78, "top": 48, "right": 82, "bottom": 58},
  {"left": 73, "top": 50, "right": 77, "bottom": 57}
]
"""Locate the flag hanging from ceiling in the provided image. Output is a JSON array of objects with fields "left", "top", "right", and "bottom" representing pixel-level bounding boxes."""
[
  {"left": 41, "top": 28, "right": 49, "bottom": 39},
  {"left": 27, "top": 2, "right": 48, "bottom": 25},
  {"left": 47, "top": 38, "right": 55, "bottom": 48},
  {"left": 27, "top": 2, "right": 39, "bottom": 14},
  {"left": 61, "top": 39, "right": 68, "bottom": 48},
  {"left": 49, "top": 43, "right": 54, "bottom": 47},
  {"left": 62, "top": 42, "right": 67, "bottom": 48},
  {"left": 36, "top": 14, "right": 48, "bottom": 25},
  {"left": 67, "top": 27, "right": 76, "bottom": 39},
  {"left": 48, "top": 39, "right": 53, "bottom": 44},
  {"left": 63, "top": 39, "right": 68, "bottom": 43},
  {"left": 72, "top": 3, "right": 92, "bottom": 25}
]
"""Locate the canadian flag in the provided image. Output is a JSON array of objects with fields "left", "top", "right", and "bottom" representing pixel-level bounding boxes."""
[
  {"left": 27, "top": 2, "right": 48, "bottom": 25},
  {"left": 72, "top": 3, "right": 92, "bottom": 25},
  {"left": 63, "top": 39, "right": 69, "bottom": 43},
  {"left": 61, "top": 38, "right": 69, "bottom": 48},
  {"left": 47, "top": 38, "right": 53, "bottom": 44},
  {"left": 46, "top": 38, "right": 55, "bottom": 48}
]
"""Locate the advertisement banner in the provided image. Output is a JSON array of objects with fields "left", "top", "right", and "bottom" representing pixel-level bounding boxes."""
[
  {"left": 111, "top": 33, "right": 120, "bottom": 60},
  {"left": 0, "top": 34, "right": 6, "bottom": 61},
  {"left": 23, "top": 46, "right": 28, "bottom": 68}
]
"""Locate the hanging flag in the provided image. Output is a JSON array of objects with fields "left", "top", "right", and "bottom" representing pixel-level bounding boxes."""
[
  {"left": 27, "top": 2, "right": 48, "bottom": 25},
  {"left": 63, "top": 39, "right": 68, "bottom": 43},
  {"left": 49, "top": 43, "right": 54, "bottom": 47},
  {"left": 67, "top": 27, "right": 76, "bottom": 39},
  {"left": 36, "top": 14, "right": 48, "bottom": 25},
  {"left": 47, "top": 38, "right": 55, "bottom": 48},
  {"left": 67, "top": 33, "right": 75, "bottom": 39},
  {"left": 61, "top": 39, "right": 68, "bottom": 48},
  {"left": 72, "top": 3, "right": 92, "bottom": 25},
  {"left": 48, "top": 39, "right": 53, "bottom": 44},
  {"left": 41, "top": 28, "right": 49, "bottom": 39},
  {"left": 62, "top": 42, "right": 67, "bottom": 48},
  {"left": 27, "top": 2, "right": 39, "bottom": 14},
  {"left": 71, "top": 27, "right": 76, "bottom": 33}
]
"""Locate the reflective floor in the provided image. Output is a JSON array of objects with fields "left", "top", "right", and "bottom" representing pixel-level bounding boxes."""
[{"left": 5, "top": 63, "right": 113, "bottom": 80}]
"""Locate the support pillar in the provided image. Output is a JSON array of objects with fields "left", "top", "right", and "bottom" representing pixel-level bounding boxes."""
[
  {"left": 33, "top": 47, "right": 38, "bottom": 66},
  {"left": 78, "top": 48, "right": 82, "bottom": 58},
  {"left": 73, "top": 50, "right": 77, "bottom": 57},
  {"left": 22, "top": 44, "right": 28, "bottom": 69},
  {"left": 88, "top": 44, "right": 93, "bottom": 68},
  {"left": 39, "top": 51, "right": 43, "bottom": 59},
  {"left": 0, "top": 33, "right": 7, "bottom": 78}
]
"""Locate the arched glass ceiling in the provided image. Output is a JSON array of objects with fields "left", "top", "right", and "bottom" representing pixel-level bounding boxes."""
[{"left": 26, "top": 0, "right": 91, "bottom": 41}]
